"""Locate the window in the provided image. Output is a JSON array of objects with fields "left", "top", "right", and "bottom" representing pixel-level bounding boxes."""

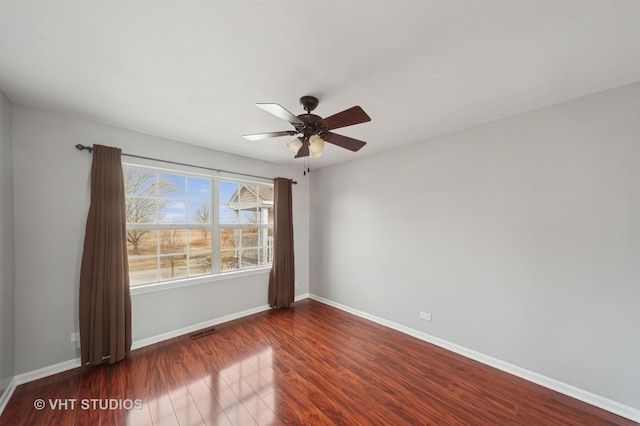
[{"left": 124, "top": 165, "right": 273, "bottom": 286}]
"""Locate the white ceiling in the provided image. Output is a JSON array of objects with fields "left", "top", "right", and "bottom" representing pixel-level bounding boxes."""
[{"left": 1, "top": 1, "right": 640, "bottom": 168}]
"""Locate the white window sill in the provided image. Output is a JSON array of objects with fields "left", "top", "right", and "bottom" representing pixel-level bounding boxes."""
[{"left": 130, "top": 267, "right": 271, "bottom": 296}]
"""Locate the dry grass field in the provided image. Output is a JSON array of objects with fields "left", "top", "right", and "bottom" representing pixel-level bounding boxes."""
[{"left": 126, "top": 228, "right": 268, "bottom": 285}]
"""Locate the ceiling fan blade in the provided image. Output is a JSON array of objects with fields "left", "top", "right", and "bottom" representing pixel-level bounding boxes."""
[
  {"left": 243, "top": 131, "right": 297, "bottom": 141},
  {"left": 295, "top": 140, "right": 310, "bottom": 158},
  {"left": 256, "top": 103, "right": 303, "bottom": 125},
  {"left": 322, "top": 106, "right": 371, "bottom": 130},
  {"left": 323, "top": 132, "right": 367, "bottom": 152}
]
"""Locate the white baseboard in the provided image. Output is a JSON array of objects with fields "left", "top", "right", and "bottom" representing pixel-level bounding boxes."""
[
  {"left": 131, "top": 303, "right": 272, "bottom": 350},
  {"left": 15, "top": 358, "right": 82, "bottom": 386},
  {"left": 0, "top": 377, "right": 11, "bottom": 392},
  {"left": 309, "top": 294, "right": 640, "bottom": 423},
  {"left": 2, "top": 295, "right": 311, "bottom": 416},
  {"left": 295, "top": 292, "right": 310, "bottom": 301},
  {"left": 1, "top": 359, "right": 85, "bottom": 416},
  {"left": 132, "top": 294, "right": 307, "bottom": 350},
  {"left": 0, "top": 377, "right": 17, "bottom": 415}
]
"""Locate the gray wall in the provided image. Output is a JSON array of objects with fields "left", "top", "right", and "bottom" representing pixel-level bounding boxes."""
[
  {"left": 310, "top": 82, "right": 640, "bottom": 409},
  {"left": 11, "top": 105, "right": 309, "bottom": 374},
  {"left": 0, "top": 91, "right": 15, "bottom": 393}
]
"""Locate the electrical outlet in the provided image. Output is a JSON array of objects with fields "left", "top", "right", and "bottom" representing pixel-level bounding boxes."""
[{"left": 419, "top": 312, "right": 432, "bottom": 321}]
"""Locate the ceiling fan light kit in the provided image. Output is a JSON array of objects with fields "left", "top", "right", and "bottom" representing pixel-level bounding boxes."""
[
  {"left": 287, "top": 138, "right": 303, "bottom": 155},
  {"left": 308, "top": 135, "right": 324, "bottom": 158},
  {"left": 243, "top": 95, "right": 371, "bottom": 160}
]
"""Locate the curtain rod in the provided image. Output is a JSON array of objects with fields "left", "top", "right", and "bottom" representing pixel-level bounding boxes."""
[{"left": 75, "top": 144, "right": 297, "bottom": 184}]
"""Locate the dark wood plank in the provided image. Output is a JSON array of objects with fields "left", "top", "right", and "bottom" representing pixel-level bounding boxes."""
[{"left": 1, "top": 299, "right": 636, "bottom": 426}]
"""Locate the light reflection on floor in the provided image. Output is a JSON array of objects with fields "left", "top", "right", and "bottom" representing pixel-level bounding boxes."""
[
  {"left": 217, "top": 346, "right": 276, "bottom": 425},
  {"left": 125, "top": 346, "right": 276, "bottom": 425}
]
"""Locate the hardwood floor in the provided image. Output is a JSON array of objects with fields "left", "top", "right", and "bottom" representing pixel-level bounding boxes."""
[{"left": 1, "top": 299, "right": 635, "bottom": 425}]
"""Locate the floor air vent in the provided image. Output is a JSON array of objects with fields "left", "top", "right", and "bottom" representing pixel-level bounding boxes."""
[{"left": 189, "top": 327, "right": 217, "bottom": 339}]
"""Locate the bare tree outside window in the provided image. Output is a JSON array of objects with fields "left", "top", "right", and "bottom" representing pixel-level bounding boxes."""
[
  {"left": 160, "top": 228, "right": 186, "bottom": 279},
  {"left": 194, "top": 254, "right": 212, "bottom": 274},
  {"left": 193, "top": 204, "right": 210, "bottom": 243},
  {"left": 125, "top": 170, "right": 176, "bottom": 254}
]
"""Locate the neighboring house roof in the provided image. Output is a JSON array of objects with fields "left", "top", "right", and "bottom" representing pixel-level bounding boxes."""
[{"left": 227, "top": 184, "right": 274, "bottom": 211}]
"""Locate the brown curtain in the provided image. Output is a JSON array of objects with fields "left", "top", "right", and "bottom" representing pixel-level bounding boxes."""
[
  {"left": 79, "top": 144, "right": 132, "bottom": 365},
  {"left": 268, "top": 178, "right": 295, "bottom": 308}
]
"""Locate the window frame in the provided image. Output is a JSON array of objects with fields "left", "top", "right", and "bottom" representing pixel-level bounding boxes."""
[{"left": 123, "top": 163, "right": 274, "bottom": 293}]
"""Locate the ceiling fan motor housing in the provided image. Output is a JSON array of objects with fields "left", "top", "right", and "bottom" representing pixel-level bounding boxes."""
[{"left": 295, "top": 112, "right": 326, "bottom": 140}]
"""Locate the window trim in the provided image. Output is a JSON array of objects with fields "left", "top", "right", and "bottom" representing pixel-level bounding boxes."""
[
  {"left": 123, "top": 162, "right": 274, "bottom": 291},
  {"left": 130, "top": 266, "right": 271, "bottom": 295}
]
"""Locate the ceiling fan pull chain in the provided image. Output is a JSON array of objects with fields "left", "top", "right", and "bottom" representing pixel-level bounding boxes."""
[{"left": 302, "top": 157, "right": 310, "bottom": 176}]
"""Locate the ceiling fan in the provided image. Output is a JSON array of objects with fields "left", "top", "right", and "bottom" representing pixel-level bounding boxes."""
[{"left": 243, "top": 96, "right": 371, "bottom": 158}]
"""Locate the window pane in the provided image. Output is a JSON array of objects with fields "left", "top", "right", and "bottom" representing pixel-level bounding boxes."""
[
  {"left": 259, "top": 206, "right": 273, "bottom": 225},
  {"left": 261, "top": 240, "right": 273, "bottom": 265},
  {"left": 239, "top": 209, "right": 258, "bottom": 224},
  {"left": 219, "top": 228, "right": 272, "bottom": 268},
  {"left": 220, "top": 181, "right": 239, "bottom": 224},
  {"left": 221, "top": 250, "right": 239, "bottom": 272},
  {"left": 240, "top": 248, "right": 259, "bottom": 268},
  {"left": 267, "top": 207, "right": 273, "bottom": 225},
  {"left": 188, "top": 229, "right": 211, "bottom": 252},
  {"left": 220, "top": 228, "right": 237, "bottom": 251},
  {"left": 257, "top": 185, "right": 273, "bottom": 203},
  {"left": 238, "top": 186, "right": 258, "bottom": 204},
  {"left": 188, "top": 202, "right": 210, "bottom": 224},
  {"left": 219, "top": 206, "right": 235, "bottom": 224},
  {"left": 189, "top": 253, "right": 212, "bottom": 276},
  {"left": 221, "top": 228, "right": 265, "bottom": 247},
  {"left": 126, "top": 197, "right": 158, "bottom": 224},
  {"left": 220, "top": 181, "right": 275, "bottom": 224},
  {"left": 127, "top": 230, "right": 158, "bottom": 256},
  {"left": 160, "top": 174, "right": 186, "bottom": 199},
  {"left": 159, "top": 229, "right": 187, "bottom": 254},
  {"left": 159, "top": 255, "right": 187, "bottom": 280},
  {"left": 264, "top": 229, "right": 274, "bottom": 264},
  {"left": 188, "top": 177, "right": 210, "bottom": 201},
  {"left": 129, "top": 257, "right": 158, "bottom": 285},
  {"left": 241, "top": 228, "right": 259, "bottom": 248},
  {"left": 242, "top": 207, "right": 273, "bottom": 225},
  {"left": 125, "top": 169, "right": 156, "bottom": 197},
  {"left": 160, "top": 200, "right": 187, "bottom": 224}
]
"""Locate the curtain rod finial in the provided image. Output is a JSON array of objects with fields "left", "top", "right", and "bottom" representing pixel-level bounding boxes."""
[{"left": 76, "top": 144, "right": 93, "bottom": 153}]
